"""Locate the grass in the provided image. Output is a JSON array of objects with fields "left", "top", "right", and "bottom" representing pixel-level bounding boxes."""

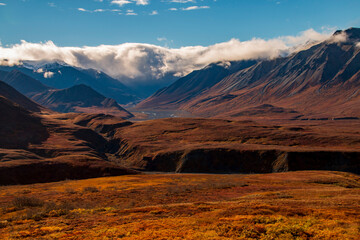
[{"left": 0, "top": 171, "right": 359, "bottom": 239}]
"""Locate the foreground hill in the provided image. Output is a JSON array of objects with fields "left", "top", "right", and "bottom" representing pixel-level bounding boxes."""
[
  {"left": 138, "top": 28, "right": 360, "bottom": 120},
  {"left": 32, "top": 84, "right": 134, "bottom": 119},
  {"left": 0, "top": 171, "right": 359, "bottom": 239},
  {"left": 0, "top": 83, "right": 137, "bottom": 184}
]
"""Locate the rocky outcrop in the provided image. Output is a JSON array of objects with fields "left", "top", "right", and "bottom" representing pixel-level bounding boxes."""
[
  {"left": 134, "top": 148, "right": 360, "bottom": 174},
  {"left": 0, "top": 156, "right": 138, "bottom": 185}
]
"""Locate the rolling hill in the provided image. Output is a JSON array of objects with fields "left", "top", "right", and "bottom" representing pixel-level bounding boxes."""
[{"left": 0, "top": 82, "right": 138, "bottom": 185}]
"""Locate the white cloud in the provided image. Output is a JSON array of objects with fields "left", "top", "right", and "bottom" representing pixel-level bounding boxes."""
[
  {"left": 0, "top": 3, "right": 6, "bottom": 6},
  {"left": 77, "top": 8, "right": 122, "bottom": 13},
  {"left": 157, "top": 37, "right": 173, "bottom": 48},
  {"left": 44, "top": 71, "right": 54, "bottom": 78},
  {"left": 150, "top": 10, "right": 158, "bottom": 15},
  {"left": 111, "top": 0, "right": 149, "bottom": 6},
  {"left": 168, "top": 0, "right": 195, "bottom": 2},
  {"left": 327, "top": 31, "right": 348, "bottom": 43},
  {"left": 134, "top": 0, "right": 149, "bottom": 5},
  {"left": 169, "top": 8, "right": 177, "bottom": 11},
  {"left": 126, "top": 9, "right": 137, "bottom": 15},
  {"left": 0, "top": 29, "right": 334, "bottom": 86},
  {"left": 182, "top": 6, "right": 210, "bottom": 11},
  {"left": 111, "top": 0, "right": 131, "bottom": 6}
]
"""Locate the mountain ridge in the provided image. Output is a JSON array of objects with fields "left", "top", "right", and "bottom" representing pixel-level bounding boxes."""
[
  {"left": 32, "top": 84, "right": 134, "bottom": 118},
  {"left": 137, "top": 27, "right": 360, "bottom": 120},
  {"left": 0, "top": 62, "right": 140, "bottom": 104},
  {"left": 137, "top": 60, "right": 257, "bottom": 109}
]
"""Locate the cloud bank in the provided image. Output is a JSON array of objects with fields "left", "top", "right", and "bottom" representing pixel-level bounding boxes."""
[{"left": 0, "top": 29, "right": 333, "bottom": 85}]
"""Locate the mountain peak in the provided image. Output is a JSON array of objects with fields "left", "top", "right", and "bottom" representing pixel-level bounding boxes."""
[
  {"left": 333, "top": 27, "right": 360, "bottom": 41},
  {"left": 69, "top": 84, "right": 93, "bottom": 90},
  {"left": 21, "top": 60, "right": 69, "bottom": 70}
]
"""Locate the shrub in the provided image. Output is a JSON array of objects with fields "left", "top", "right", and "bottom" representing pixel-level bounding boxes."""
[
  {"left": 83, "top": 187, "right": 99, "bottom": 193},
  {"left": 12, "top": 196, "right": 44, "bottom": 209},
  {"left": 0, "top": 220, "right": 8, "bottom": 228},
  {"left": 65, "top": 188, "right": 77, "bottom": 194}
]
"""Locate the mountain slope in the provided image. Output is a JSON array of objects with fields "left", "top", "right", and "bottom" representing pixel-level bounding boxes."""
[
  {"left": 137, "top": 60, "right": 257, "bottom": 109},
  {"left": 32, "top": 84, "right": 134, "bottom": 118},
  {"left": 0, "top": 80, "right": 44, "bottom": 112},
  {"left": 0, "top": 96, "right": 49, "bottom": 148},
  {"left": 147, "top": 28, "right": 360, "bottom": 119},
  {"left": 0, "top": 69, "right": 50, "bottom": 97}
]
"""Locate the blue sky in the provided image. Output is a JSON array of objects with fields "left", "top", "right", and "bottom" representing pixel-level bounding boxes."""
[{"left": 0, "top": 0, "right": 359, "bottom": 48}]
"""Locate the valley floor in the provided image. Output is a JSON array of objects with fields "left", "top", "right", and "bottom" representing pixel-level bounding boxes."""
[{"left": 0, "top": 171, "right": 360, "bottom": 239}]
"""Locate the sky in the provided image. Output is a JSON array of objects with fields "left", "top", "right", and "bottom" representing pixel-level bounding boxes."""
[
  {"left": 0, "top": 0, "right": 359, "bottom": 88},
  {"left": 0, "top": 0, "right": 359, "bottom": 48}
]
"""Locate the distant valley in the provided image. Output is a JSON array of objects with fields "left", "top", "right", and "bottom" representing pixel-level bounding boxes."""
[{"left": 0, "top": 28, "right": 360, "bottom": 186}]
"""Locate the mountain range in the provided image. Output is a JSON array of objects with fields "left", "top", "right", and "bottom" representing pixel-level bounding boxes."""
[
  {"left": 138, "top": 28, "right": 360, "bottom": 120},
  {"left": 0, "top": 69, "right": 133, "bottom": 118},
  {"left": 0, "top": 62, "right": 140, "bottom": 104}
]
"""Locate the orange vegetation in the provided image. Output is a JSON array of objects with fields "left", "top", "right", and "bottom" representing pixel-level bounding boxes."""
[{"left": 0, "top": 171, "right": 359, "bottom": 239}]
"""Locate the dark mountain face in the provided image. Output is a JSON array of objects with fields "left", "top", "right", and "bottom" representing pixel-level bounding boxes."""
[
  {"left": 136, "top": 60, "right": 257, "bottom": 109},
  {"left": 0, "top": 80, "right": 44, "bottom": 112},
  {"left": 334, "top": 27, "right": 360, "bottom": 41},
  {"left": 0, "top": 63, "right": 139, "bottom": 104},
  {"left": 32, "top": 84, "right": 134, "bottom": 118},
  {"left": 0, "top": 96, "right": 49, "bottom": 148},
  {"left": 0, "top": 70, "right": 50, "bottom": 97}
]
